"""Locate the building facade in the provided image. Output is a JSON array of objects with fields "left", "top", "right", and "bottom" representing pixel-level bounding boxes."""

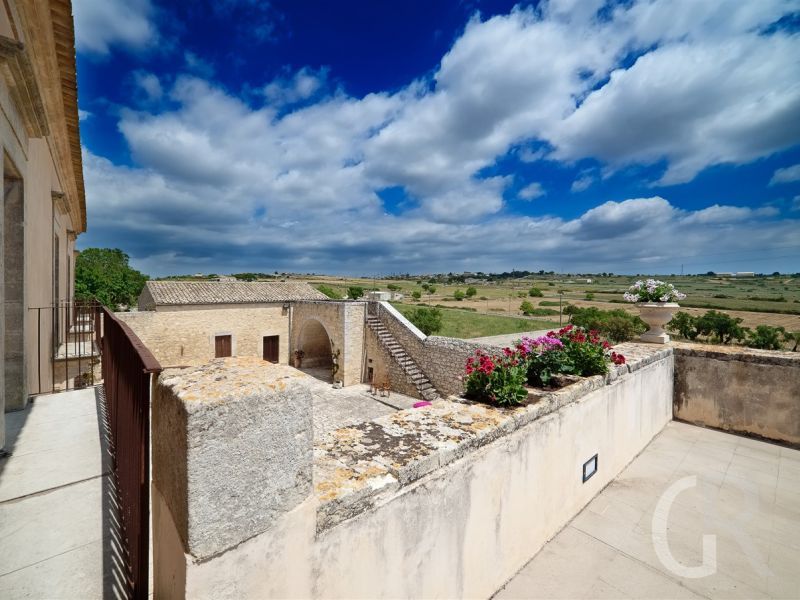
[{"left": 0, "top": 0, "right": 85, "bottom": 450}]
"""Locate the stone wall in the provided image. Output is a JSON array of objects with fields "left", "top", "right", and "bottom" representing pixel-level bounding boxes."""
[
  {"left": 291, "top": 301, "right": 365, "bottom": 386},
  {"left": 371, "top": 302, "right": 500, "bottom": 397},
  {"left": 673, "top": 343, "right": 800, "bottom": 445},
  {"left": 420, "top": 336, "right": 501, "bottom": 397},
  {"left": 363, "top": 326, "right": 421, "bottom": 399},
  {"left": 117, "top": 306, "right": 290, "bottom": 368},
  {"left": 151, "top": 345, "right": 674, "bottom": 598},
  {"left": 151, "top": 358, "right": 314, "bottom": 598}
]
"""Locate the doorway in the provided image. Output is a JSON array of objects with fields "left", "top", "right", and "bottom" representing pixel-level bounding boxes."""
[
  {"left": 214, "top": 335, "right": 232, "bottom": 358},
  {"left": 262, "top": 335, "right": 279, "bottom": 363}
]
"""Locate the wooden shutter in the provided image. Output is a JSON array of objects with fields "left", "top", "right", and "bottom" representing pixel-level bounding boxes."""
[{"left": 215, "top": 335, "right": 232, "bottom": 358}]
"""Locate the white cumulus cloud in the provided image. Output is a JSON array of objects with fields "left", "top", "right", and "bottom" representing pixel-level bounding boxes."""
[{"left": 74, "top": 0, "right": 157, "bottom": 56}]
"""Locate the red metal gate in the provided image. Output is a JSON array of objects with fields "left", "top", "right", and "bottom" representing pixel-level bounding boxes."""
[{"left": 101, "top": 307, "right": 162, "bottom": 599}]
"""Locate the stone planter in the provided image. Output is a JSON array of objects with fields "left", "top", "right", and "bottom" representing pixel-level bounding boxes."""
[{"left": 637, "top": 302, "right": 679, "bottom": 344}]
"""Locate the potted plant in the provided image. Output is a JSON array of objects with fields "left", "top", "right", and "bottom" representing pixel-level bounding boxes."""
[
  {"left": 293, "top": 349, "right": 305, "bottom": 368},
  {"left": 624, "top": 280, "right": 686, "bottom": 344}
]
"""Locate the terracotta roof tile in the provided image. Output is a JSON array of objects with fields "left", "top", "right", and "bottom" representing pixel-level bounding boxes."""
[{"left": 142, "top": 281, "right": 328, "bottom": 306}]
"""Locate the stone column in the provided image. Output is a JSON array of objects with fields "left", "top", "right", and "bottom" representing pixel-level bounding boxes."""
[
  {"left": 152, "top": 357, "right": 315, "bottom": 598},
  {"left": 4, "top": 175, "right": 25, "bottom": 412}
]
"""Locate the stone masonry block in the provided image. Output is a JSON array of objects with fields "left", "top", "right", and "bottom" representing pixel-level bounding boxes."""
[{"left": 153, "top": 357, "right": 313, "bottom": 559}]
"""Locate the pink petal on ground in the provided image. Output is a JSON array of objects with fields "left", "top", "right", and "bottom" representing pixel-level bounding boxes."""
[{"left": 413, "top": 401, "right": 432, "bottom": 408}]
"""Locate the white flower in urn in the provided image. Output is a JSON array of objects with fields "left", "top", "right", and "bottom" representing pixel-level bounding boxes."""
[
  {"left": 623, "top": 279, "right": 686, "bottom": 344},
  {"left": 624, "top": 279, "right": 686, "bottom": 304}
]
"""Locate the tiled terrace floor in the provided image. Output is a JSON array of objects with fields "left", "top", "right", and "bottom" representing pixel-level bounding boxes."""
[
  {"left": 0, "top": 388, "right": 123, "bottom": 599},
  {"left": 496, "top": 422, "right": 800, "bottom": 599}
]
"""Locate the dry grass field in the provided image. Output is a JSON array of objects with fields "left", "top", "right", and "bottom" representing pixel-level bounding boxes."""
[{"left": 301, "top": 273, "right": 800, "bottom": 335}]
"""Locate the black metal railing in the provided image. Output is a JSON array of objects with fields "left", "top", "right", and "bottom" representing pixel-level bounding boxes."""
[
  {"left": 29, "top": 299, "right": 102, "bottom": 395},
  {"left": 101, "top": 306, "right": 162, "bottom": 599}
]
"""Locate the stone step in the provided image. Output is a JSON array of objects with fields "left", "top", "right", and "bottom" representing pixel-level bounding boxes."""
[{"left": 367, "top": 315, "right": 441, "bottom": 401}]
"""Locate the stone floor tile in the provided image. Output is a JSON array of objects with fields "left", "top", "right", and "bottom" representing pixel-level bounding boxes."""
[{"left": 498, "top": 423, "right": 798, "bottom": 599}]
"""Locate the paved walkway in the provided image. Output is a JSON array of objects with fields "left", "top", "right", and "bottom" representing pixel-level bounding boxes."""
[
  {"left": 0, "top": 388, "right": 122, "bottom": 599},
  {"left": 495, "top": 422, "right": 800, "bottom": 599},
  {"left": 299, "top": 368, "right": 419, "bottom": 437}
]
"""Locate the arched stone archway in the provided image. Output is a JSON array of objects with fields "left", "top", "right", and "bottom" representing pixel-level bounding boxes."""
[
  {"left": 297, "top": 318, "right": 333, "bottom": 373},
  {"left": 291, "top": 301, "right": 366, "bottom": 386}
]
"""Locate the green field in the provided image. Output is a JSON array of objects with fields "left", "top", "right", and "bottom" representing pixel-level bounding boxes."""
[
  {"left": 302, "top": 273, "right": 800, "bottom": 335},
  {"left": 391, "top": 303, "right": 559, "bottom": 339}
]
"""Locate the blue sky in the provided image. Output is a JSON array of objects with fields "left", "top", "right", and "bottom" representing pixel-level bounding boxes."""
[{"left": 74, "top": 0, "right": 800, "bottom": 276}]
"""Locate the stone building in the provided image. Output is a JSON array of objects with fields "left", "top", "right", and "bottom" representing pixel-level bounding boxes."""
[
  {"left": 0, "top": 0, "right": 85, "bottom": 451},
  {"left": 121, "top": 280, "right": 328, "bottom": 368},
  {"left": 123, "top": 280, "right": 487, "bottom": 402}
]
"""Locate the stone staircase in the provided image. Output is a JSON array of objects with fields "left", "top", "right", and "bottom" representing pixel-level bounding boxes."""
[{"left": 366, "top": 316, "right": 440, "bottom": 401}]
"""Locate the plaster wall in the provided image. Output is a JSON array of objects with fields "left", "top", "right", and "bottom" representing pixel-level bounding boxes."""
[
  {"left": 117, "top": 306, "right": 290, "bottom": 368},
  {"left": 673, "top": 345, "right": 800, "bottom": 445},
  {"left": 0, "top": 68, "right": 78, "bottom": 411},
  {"left": 153, "top": 352, "right": 674, "bottom": 599},
  {"left": 25, "top": 139, "right": 69, "bottom": 396}
]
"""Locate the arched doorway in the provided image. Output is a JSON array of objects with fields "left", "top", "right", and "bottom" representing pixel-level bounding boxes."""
[{"left": 297, "top": 319, "right": 333, "bottom": 381}]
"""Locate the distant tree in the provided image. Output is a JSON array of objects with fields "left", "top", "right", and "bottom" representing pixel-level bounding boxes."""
[
  {"left": 694, "top": 310, "right": 746, "bottom": 344},
  {"left": 421, "top": 283, "right": 430, "bottom": 292},
  {"left": 347, "top": 286, "right": 364, "bottom": 300},
  {"left": 585, "top": 292, "right": 595, "bottom": 301},
  {"left": 520, "top": 300, "right": 535, "bottom": 315},
  {"left": 387, "top": 283, "right": 402, "bottom": 291},
  {"left": 667, "top": 312, "right": 699, "bottom": 340},
  {"left": 427, "top": 285, "right": 437, "bottom": 295},
  {"left": 407, "top": 307, "right": 443, "bottom": 335},
  {"left": 412, "top": 290, "right": 422, "bottom": 301},
  {"left": 75, "top": 248, "right": 148, "bottom": 311},
  {"left": 466, "top": 286, "right": 477, "bottom": 298},
  {"left": 453, "top": 289, "right": 466, "bottom": 301},
  {"left": 745, "top": 325, "right": 785, "bottom": 350},
  {"left": 529, "top": 287, "right": 543, "bottom": 297},
  {"left": 317, "top": 285, "right": 342, "bottom": 300}
]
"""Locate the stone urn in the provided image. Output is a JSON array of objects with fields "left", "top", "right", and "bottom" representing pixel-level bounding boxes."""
[{"left": 637, "top": 302, "right": 679, "bottom": 344}]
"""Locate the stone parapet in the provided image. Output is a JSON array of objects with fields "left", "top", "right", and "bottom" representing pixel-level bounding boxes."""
[
  {"left": 314, "top": 343, "right": 673, "bottom": 532},
  {"left": 673, "top": 342, "right": 800, "bottom": 445},
  {"left": 152, "top": 357, "right": 313, "bottom": 561}
]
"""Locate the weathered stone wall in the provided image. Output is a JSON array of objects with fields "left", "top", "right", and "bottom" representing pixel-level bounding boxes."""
[
  {"left": 153, "top": 346, "right": 673, "bottom": 599},
  {"left": 363, "top": 326, "right": 421, "bottom": 399},
  {"left": 117, "top": 306, "right": 289, "bottom": 368},
  {"left": 152, "top": 358, "right": 314, "bottom": 597},
  {"left": 296, "top": 319, "right": 331, "bottom": 368},
  {"left": 371, "top": 302, "right": 501, "bottom": 397},
  {"left": 420, "top": 336, "right": 501, "bottom": 397},
  {"left": 372, "top": 301, "right": 425, "bottom": 355},
  {"left": 291, "top": 301, "right": 366, "bottom": 386},
  {"left": 673, "top": 343, "right": 800, "bottom": 445}
]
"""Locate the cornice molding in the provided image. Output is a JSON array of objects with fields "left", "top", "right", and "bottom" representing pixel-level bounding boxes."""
[
  {"left": 0, "top": 35, "right": 48, "bottom": 138},
  {"left": 52, "top": 190, "right": 68, "bottom": 215}
]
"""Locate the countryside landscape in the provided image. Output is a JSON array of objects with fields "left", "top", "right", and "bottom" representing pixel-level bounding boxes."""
[{"left": 152, "top": 268, "right": 800, "bottom": 346}]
